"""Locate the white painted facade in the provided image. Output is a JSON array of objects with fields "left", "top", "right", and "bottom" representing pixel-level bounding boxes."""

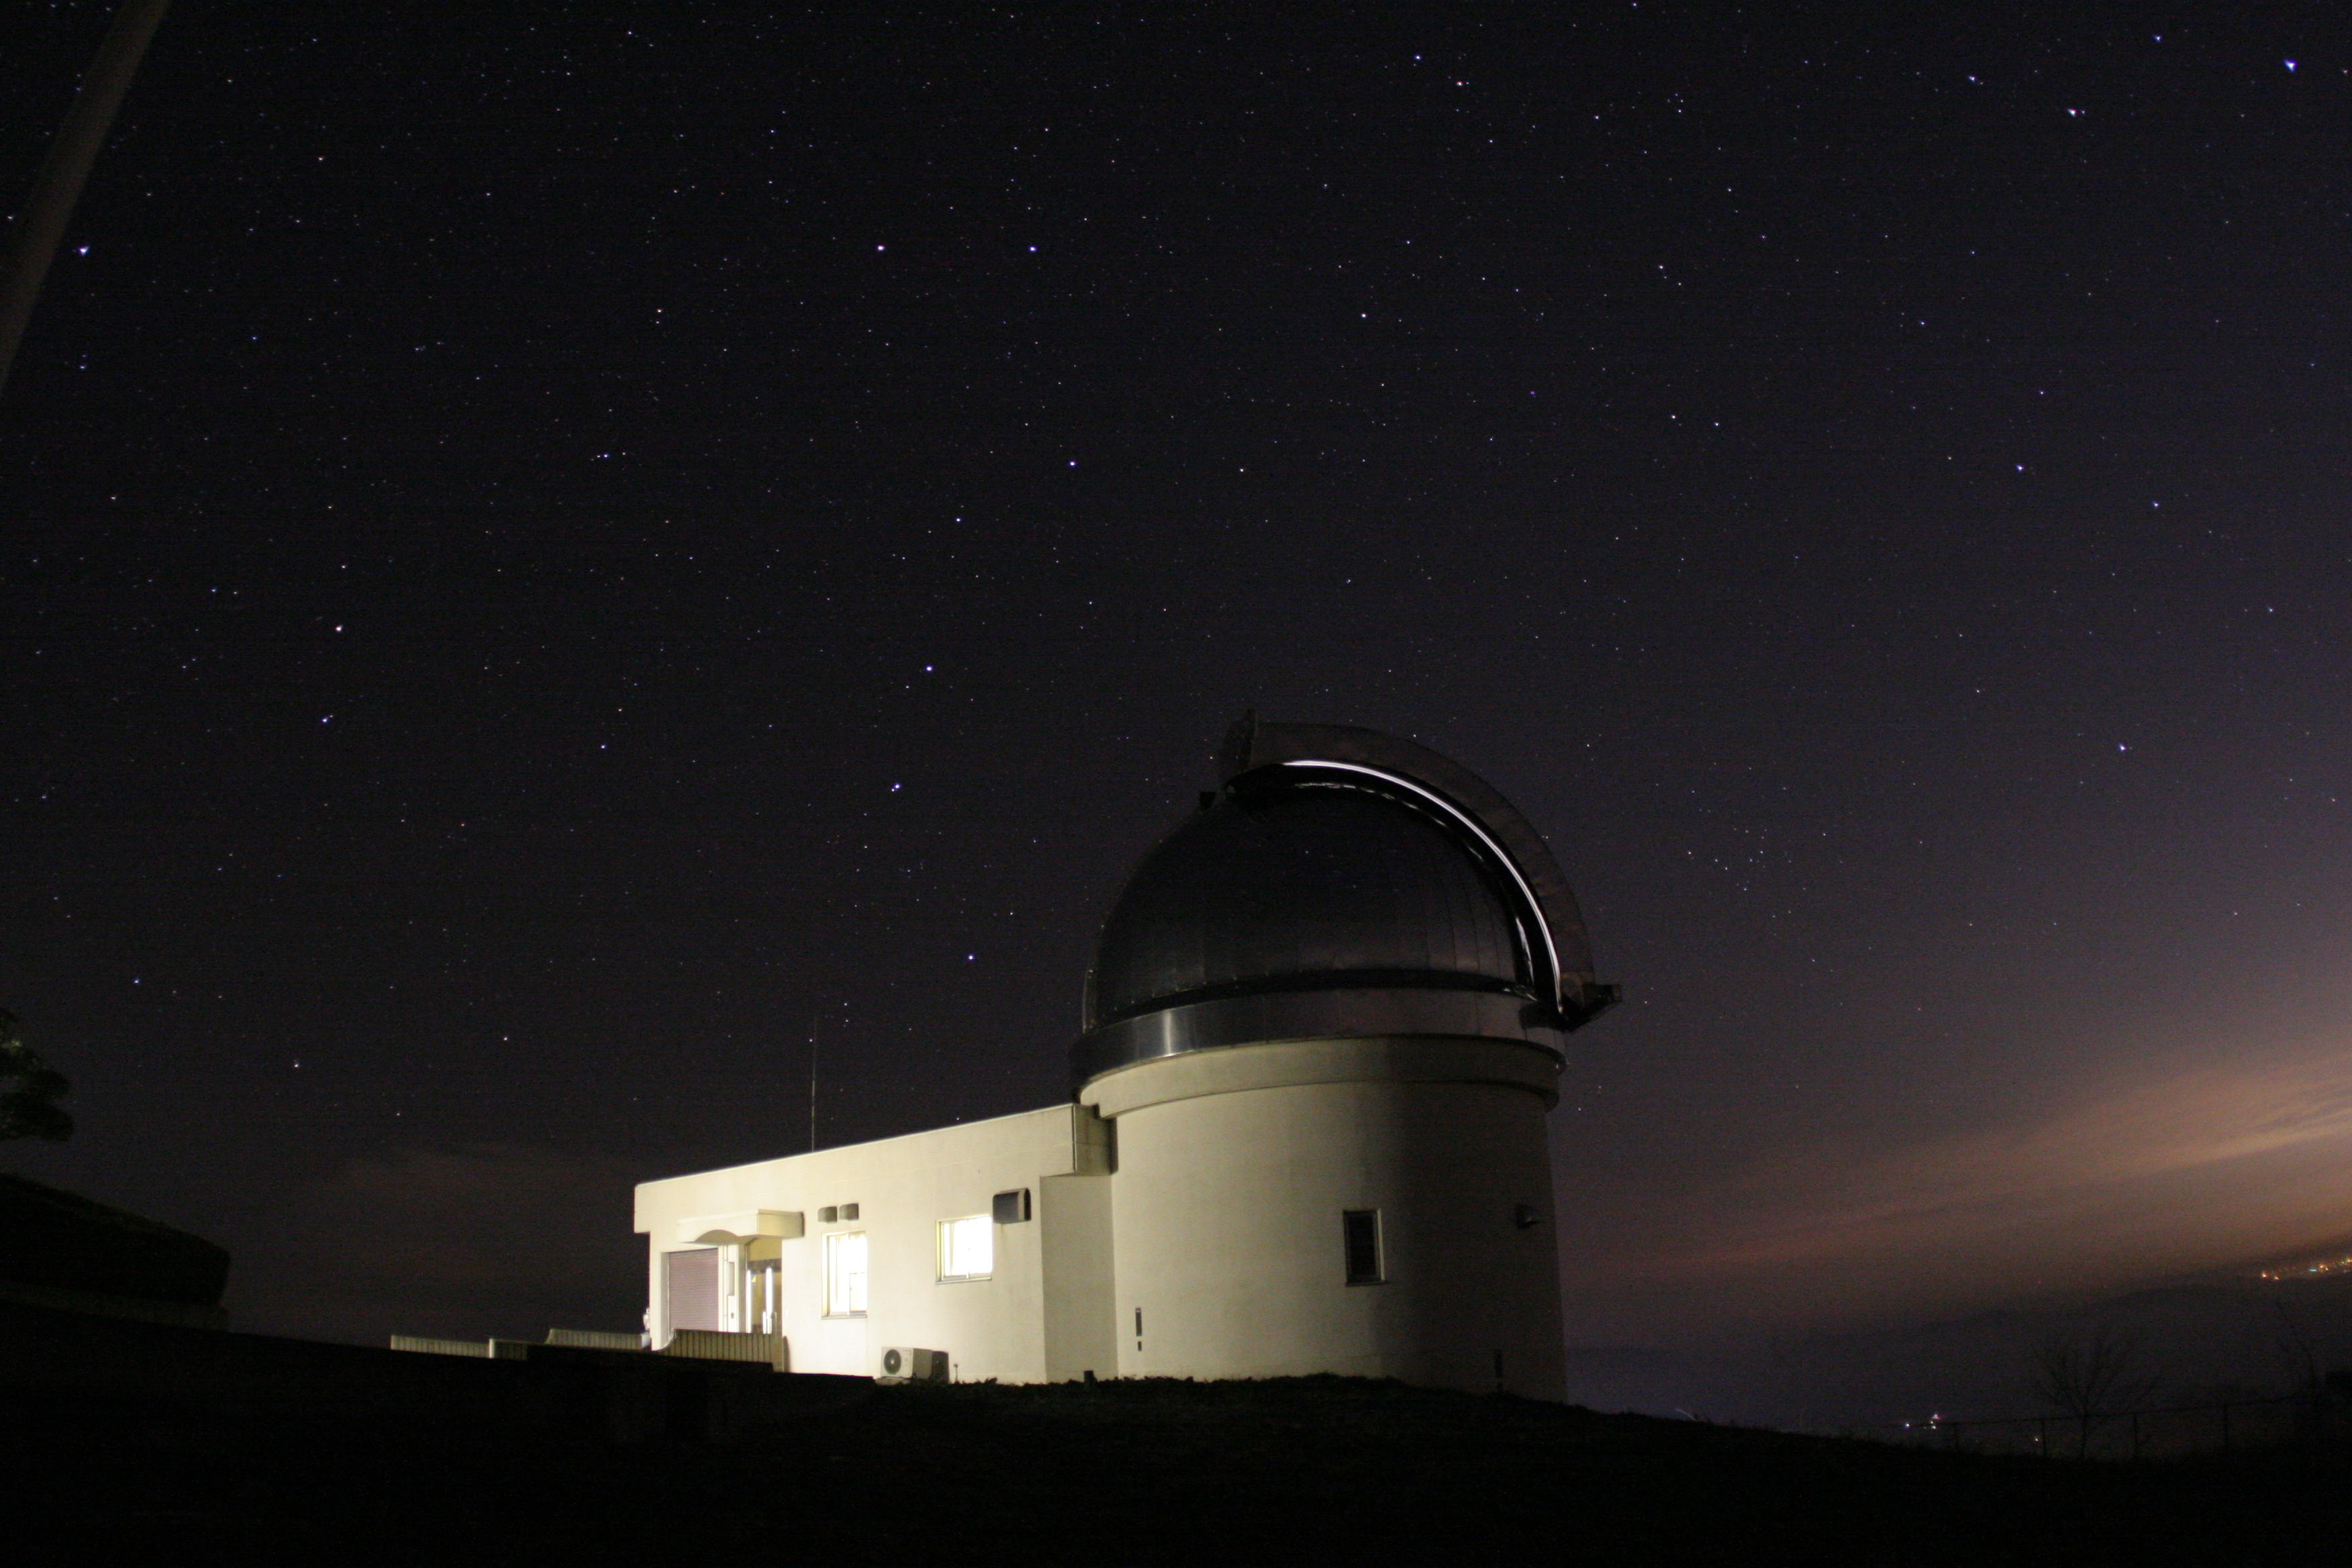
[
  {"left": 634, "top": 1033, "right": 1567, "bottom": 1398},
  {"left": 634, "top": 1103, "right": 1116, "bottom": 1385},
  {"left": 1083, "top": 1038, "right": 1566, "bottom": 1398}
]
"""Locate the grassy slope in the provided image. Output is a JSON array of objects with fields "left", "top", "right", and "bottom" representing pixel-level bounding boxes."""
[{"left": 7, "top": 1374, "right": 2347, "bottom": 1564}]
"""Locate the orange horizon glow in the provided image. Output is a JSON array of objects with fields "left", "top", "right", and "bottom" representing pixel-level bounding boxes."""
[{"left": 1562, "top": 1028, "right": 2352, "bottom": 1344}]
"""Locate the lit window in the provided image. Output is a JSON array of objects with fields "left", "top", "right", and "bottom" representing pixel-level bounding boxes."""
[
  {"left": 938, "top": 1214, "right": 993, "bottom": 1281},
  {"left": 824, "top": 1230, "right": 868, "bottom": 1317},
  {"left": 1342, "top": 1210, "right": 1383, "bottom": 1285}
]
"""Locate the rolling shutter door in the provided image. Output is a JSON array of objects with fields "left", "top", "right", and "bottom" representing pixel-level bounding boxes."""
[{"left": 666, "top": 1246, "right": 720, "bottom": 1332}]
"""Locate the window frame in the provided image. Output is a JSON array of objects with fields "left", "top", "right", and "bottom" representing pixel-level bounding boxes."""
[
  {"left": 936, "top": 1213, "right": 994, "bottom": 1283},
  {"left": 1342, "top": 1209, "right": 1384, "bottom": 1286},
  {"left": 823, "top": 1229, "right": 869, "bottom": 1318}
]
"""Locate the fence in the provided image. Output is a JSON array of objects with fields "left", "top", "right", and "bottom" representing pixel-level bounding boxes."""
[
  {"left": 389, "top": 1334, "right": 528, "bottom": 1360},
  {"left": 1920, "top": 1392, "right": 2323, "bottom": 1460},
  {"left": 661, "top": 1328, "right": 791, "bottom": 1371},
  {"left": 545, "top": 1328, "right": 647, "bottom": 1352}
]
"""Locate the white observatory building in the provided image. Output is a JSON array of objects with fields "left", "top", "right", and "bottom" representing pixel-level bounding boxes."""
[{"left": 633, "top": 718, "right": 1614, "bottom": 1396}]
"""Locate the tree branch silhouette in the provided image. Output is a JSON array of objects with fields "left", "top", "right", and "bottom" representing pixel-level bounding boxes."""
[
  {"left": 0, "top": 1010, "right": 73, "bottom": 1142},
  {"left": 2030, "top": 1325, "right": 2156, "bottom": 1459}
]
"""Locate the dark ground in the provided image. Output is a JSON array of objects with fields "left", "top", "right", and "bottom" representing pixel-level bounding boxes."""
[{"left": 8, "top": 1373, "right": 2349, "bottom": 1565}]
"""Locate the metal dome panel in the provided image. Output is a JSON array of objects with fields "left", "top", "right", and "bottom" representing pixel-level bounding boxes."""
[
  {"left": 1074, "top": 722, "right": 1614, "bottom": 1087},
  {"left": 1086, "top": 783, "right": 1529, "bottom": 1028}
]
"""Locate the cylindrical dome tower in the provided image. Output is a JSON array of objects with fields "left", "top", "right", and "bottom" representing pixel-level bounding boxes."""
[{"left": 1077, "top": 718, "right": 1614, "bottom": 1398}]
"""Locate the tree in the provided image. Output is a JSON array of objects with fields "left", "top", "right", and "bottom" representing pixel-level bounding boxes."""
[
  {"left": 0, "top": 1010, "right": 72, "bottom": 1142},
  {"left": 2029, "top": 1324, "right": 2155, "bottom": 1459}
]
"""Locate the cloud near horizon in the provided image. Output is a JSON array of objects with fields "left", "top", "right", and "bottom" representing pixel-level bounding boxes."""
[{"left": 1571, "top": 1038, "right": 2352, "bottom": 1342}]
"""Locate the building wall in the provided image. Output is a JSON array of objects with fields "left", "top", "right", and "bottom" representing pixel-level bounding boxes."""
[
  {"left": 632, "top": 1104, "right": 1110, "bottom": 1382},
  {"left": 634, "top": 1038, "right": 1567, "bottom": 1396},
  {"left": 1083, "top": 1037, "right": 1567, "bottom": 1399},
  {"left": 1037, "top": 1171, "right": 1118, "bottom": 1382}
]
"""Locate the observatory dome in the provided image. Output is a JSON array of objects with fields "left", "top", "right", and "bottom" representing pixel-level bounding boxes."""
[{"left": 1073, "top": 720, "right": 1613, "bottom": 1085}]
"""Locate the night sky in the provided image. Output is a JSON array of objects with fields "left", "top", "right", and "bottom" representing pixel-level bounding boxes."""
[{"left": 6, "top": 3, "right": 2350, "bottom": 1356}]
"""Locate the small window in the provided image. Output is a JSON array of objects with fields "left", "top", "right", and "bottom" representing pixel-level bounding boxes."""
[
  {"left": 1342, "top": 1210, "right": 1383, "bottom": 1285},
  {"left": 937, "top": 1214, "right": 993, "bottom": 1281},
  {"left": 824, "top": 1230, "right": 868, "bottom": 1317}
]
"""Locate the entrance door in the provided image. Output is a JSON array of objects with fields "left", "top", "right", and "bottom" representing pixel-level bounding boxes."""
[{"left": 744, "top": 1258, "right": 781, "bottom": 1334}]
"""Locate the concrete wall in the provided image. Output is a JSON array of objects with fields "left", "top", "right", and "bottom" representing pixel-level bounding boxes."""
[
  {"left": 633, "top": 1104, "right": 1111, "bottom": 1383},
  {"left": 1038, "top": 1172, "right": 1117, "bottom": 1383},
  {"left": 1083, "top": 1037, "right": 1567, "bottom": 1399},
  {"left": 636, "top": 1038, "right": 1566, "bottom": 1395}
]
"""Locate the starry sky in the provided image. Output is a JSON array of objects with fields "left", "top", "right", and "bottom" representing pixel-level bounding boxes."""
[{"left": 5, "top": 2, "right": 2350, "bottom": 1353}]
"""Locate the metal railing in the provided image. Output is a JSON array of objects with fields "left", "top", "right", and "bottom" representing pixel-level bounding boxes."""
[{"left": 660, "top": 1328, "right": 791, "bottom": 1371}]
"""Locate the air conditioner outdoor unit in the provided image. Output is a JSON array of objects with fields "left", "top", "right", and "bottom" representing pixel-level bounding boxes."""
[{"left": 877, "top": 1346, "right": 949, "bottom": 1383}]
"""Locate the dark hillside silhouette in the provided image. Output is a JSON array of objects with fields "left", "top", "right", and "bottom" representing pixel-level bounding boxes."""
[{"left": 3, "top": 1316, "right": 2349, "bottom": 1566}]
